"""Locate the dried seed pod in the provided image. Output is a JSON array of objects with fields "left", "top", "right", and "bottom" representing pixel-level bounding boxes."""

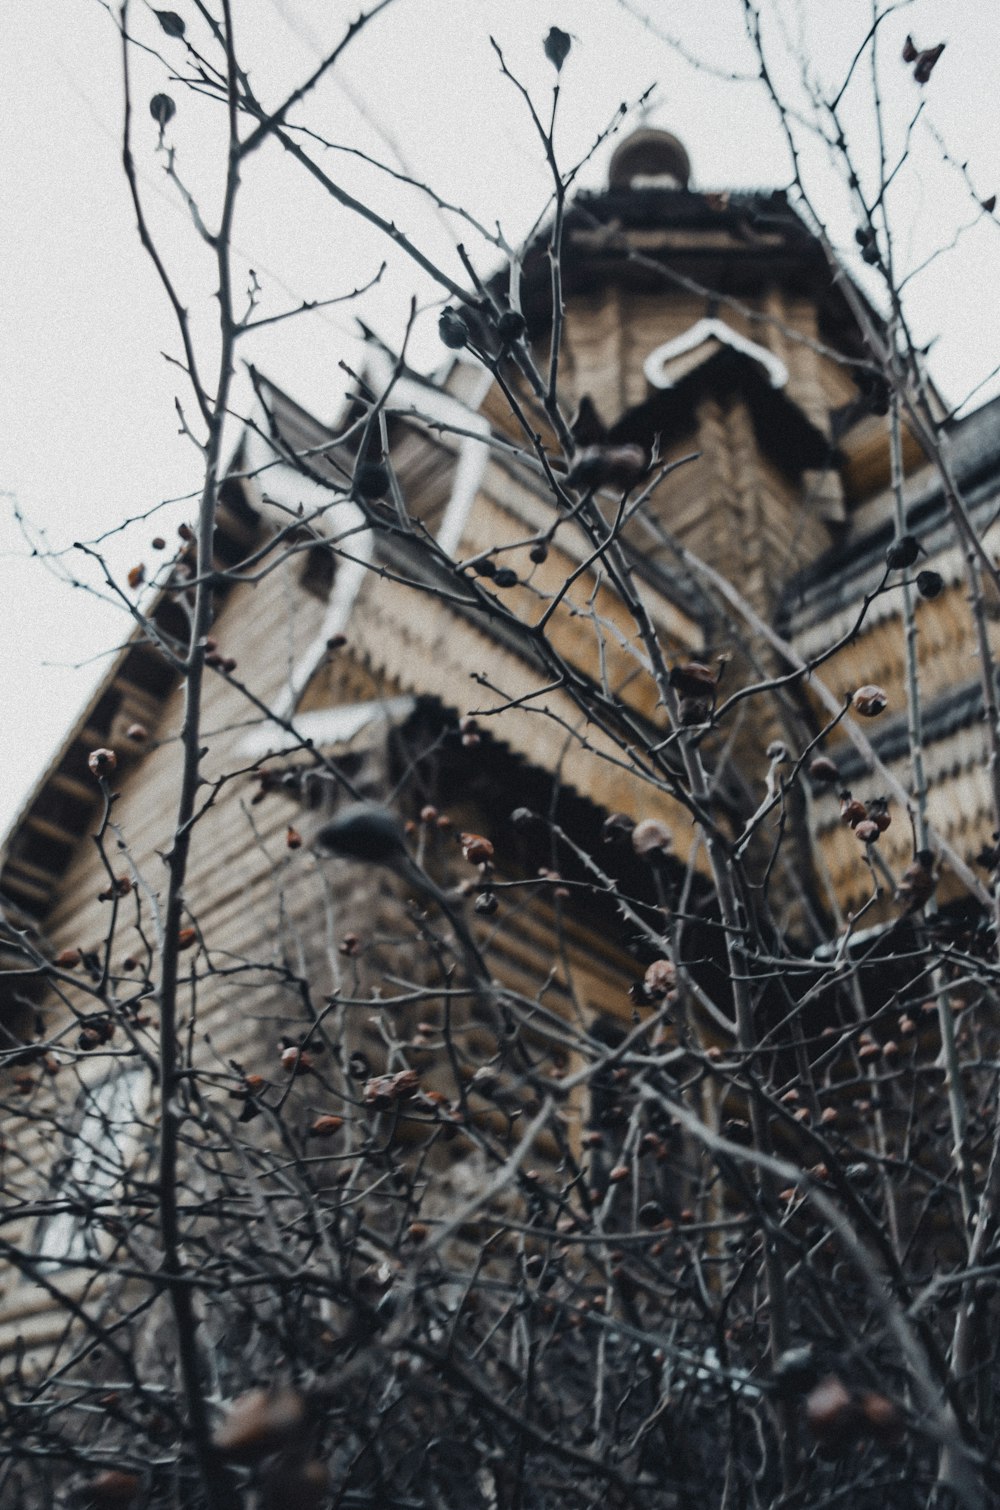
[
  {"left": 840, "top": 792, "right": 868, "bottom": 827},
  {"left": 858, "top": 1390, "right": 904, "bottom": 1446},
  {"left": 281, "top": 1046, "right": 313, "bottom": 1074},
  {"left": 867, "top": 797, "right": 891, "bottom": 831},
  {"left": 566, "top": 443, "right": 647, "bottom": 491},
  {"left": 460, "top": 832, "right": 494, "bottom": 865},
  {"left": 88, "top": 748, "right": 117, "bottom": 778},
  {"left": 212, "top": 1387, "right": 306, "bottom": 1463},
  {"left": 438, "top": 307, "right": 470, "bottom": 349},
  {"left": 886, "top": 534, "right": 922, "bottom": 569},
  {"left": 853, "top": 685, "right": 888, "bottom": 717},
  {"left": 854, "top": 818, "right": 881, "bottom": 844},
  {"left": 310, "top": 1115, "right": 344, "bottom": 1137},
  {"left": 55, "top": 948, "right": 82, "bottom": 969},
  {"left": 149, "top": 93, "right": 175, "bottom": 126},
  {"left": 177, "top": 927, "right": 197, "bottom": 950},
  {"left": 913, "top": 41, "right": 945, "bottom": 83},
  {"left": 631, "top": 818, "right": 673, "bottom": 859},
  {"left": 544, "top": 25, "right": 572, "bottom": 70},
  {"left": 668, "top": 661, "right": 716, "bottom": 698},
  {"left": 286, "top": 826, "right": 302, "bottom": 851},
  {"left": 496, "top": 309, "right": 526, "bottom": 344},
  {"left": 808, "top": 755, "right": 839, "bottom": 786},
  {"left": 155, "top": 10, "right": 186, "bottom": 39},
  {"left": 804, "top": 1375, "right": 862, "bottom": 1451},
  {"left": 228, "top": 1074, "right": 264, "bottom": 1100},
  {"left": 643, "top": 958, "right": 677, "bottom": 1001},
  {"left": 363, "top": 1068, "right": 420, "bottom": 1108},
  {"left": 896, "top": 849, "right": 936, "bottom": 912}
]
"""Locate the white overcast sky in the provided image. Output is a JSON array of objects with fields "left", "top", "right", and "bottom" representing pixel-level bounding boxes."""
[{"left": 3, "top": 0, "right": 999, "bottom": 838}]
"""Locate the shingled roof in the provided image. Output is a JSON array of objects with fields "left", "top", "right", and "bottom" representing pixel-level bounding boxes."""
[{"left": 782, "top": 390, "right": 1000, "bottom": 634}]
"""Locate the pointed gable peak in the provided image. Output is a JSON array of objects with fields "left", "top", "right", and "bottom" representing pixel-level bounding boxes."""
[{"left": 644, "top": 316, "right": 789, "bottom": 392}]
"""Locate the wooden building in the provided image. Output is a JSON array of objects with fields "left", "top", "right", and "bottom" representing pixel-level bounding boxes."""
[{"left": 1, "top": 126, "right": 998, "bottom": 1423}]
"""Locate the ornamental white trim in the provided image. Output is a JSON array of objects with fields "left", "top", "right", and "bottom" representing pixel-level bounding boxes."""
[
  {"left": 643, "top": 317, "right": 789, "bottom": 391},
  {"left": 239, "top": 696, "right": 417, "bottom": 760}
]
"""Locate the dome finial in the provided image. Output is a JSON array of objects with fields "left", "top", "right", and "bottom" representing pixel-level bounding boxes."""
[{"left": 608, "top": 129, "right": 691, "bottom": 191}]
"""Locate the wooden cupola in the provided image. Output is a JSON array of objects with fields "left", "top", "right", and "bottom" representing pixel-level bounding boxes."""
[{"left": 504, "top": 129, "right": 891, "bottom": 614}]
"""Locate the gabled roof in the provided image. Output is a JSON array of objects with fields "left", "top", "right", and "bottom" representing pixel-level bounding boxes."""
[{"left": 0, "top": 482, "right": 261, "bottom": 920}]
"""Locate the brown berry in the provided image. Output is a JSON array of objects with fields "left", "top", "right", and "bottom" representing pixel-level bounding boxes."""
[
  {"left": 808, "top": 756, "right": 840, "bottom": 785},
  {"left": 853, "top": 685, "right": 888, "bottom": 717},
  {"left": 631, "top": 818, "right": 673, "bottom": 859},
  {"left": 177, "top": 927, "right": 197, "bottom": 950},
  {"left": 805, "top": 1376, "right": 861, "bottom": 1449},
  {"left": 840, "top": 793, "right": 868, "bottom": 827},
  {"left": 858, "top": 1390, "right": 904, "bottom": 1446},
  {"left": 460, "top": 832, "right": 494, "bottom": 865},
  {"left": 669, "top": 661, "right": 717, "bottom": 698},
  {"left": 310, "top": 1115, "right": 344, "bottom": 1136},
  {"left": 643, "top": 958, "right": 677, "bottom": 1001},
  {"left": 55, "top": 948, "right": 82, "bottom": 969},
  {"left": 88, "top": 748, "right": 117, "bottom": 778},
  {"left": 281, "top": 1046, "right": 313, "bottom": 1074},
  {"left": 212, "top": 1387, "right": 306, "bottom": 1463}
]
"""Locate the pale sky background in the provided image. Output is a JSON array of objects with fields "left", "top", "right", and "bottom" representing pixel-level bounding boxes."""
[{"left": 3, "top": 0, "right": 999, "bottom": 838}]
